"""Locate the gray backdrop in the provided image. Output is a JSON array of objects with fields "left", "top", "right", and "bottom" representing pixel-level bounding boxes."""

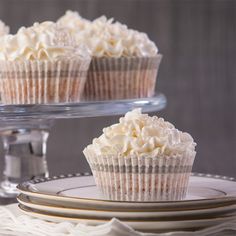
[{"left": 0, "top": 0, "right": 235, "bottom": 178}]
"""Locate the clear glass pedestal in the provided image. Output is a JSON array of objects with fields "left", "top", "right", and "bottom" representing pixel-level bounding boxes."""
[
  {"left": 0, "top": 120, "right": 53, "bottom": 197},
  {"left": 0, "top": 93, "right": 167, "bottom": 198}
]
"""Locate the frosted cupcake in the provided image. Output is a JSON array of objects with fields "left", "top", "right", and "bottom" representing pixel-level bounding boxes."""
[
  {"left": 58, "top": 12, "right": 162, "bottom": 101},
  {"left": 83, "top": 109, "right": 196, "bottom": 201},
  {"left": 0, "top": 21, "right": 91, "bottom": 104}
]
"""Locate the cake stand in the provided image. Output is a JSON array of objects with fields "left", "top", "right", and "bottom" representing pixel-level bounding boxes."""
[{"left": 0, "top": 93, "right": 166, "bottom": 198}]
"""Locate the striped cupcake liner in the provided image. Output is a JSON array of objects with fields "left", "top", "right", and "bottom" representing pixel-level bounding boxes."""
[
  {"left": 83, "top": 151, "right": 196, "bottom": 202},
  {"left": 0, "top": 59, "right": 90, "bottom": 104},
  {"left": 83, "top": 55, "right": 162, "bottom": 101}
]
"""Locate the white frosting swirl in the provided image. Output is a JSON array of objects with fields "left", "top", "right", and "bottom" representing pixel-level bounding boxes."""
[
  {"left": 0, "top": 21, "right": 90, "bottom": 61},
  {"left": 0, "top": 20, "right": 9, "bottom": 36},
  {"left": 84, "top": 109, "right": 196, "bottom": 158},
  {"left": 57, "top": 10, "right": 91, "bottom": 32},
  {"left": 58, "top": 12, "right": 158, "bottom": 57}
]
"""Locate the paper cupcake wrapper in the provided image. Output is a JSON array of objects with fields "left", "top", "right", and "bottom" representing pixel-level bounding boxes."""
[
  {"left": 0, "top": 59, "right": 90, "bottom": 104},
  {"left": 83, "top": 55, "right": 162, "bottom": 101},
  {"left": 84, "top": 151, "right": 195, "bottom": 201}
]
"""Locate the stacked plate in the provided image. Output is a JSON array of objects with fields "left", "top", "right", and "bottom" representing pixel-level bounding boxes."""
[{"left": 17, "top": 173, "right": 236, "bottom": 233}]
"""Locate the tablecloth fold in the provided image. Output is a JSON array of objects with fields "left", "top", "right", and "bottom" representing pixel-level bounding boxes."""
[{"left": 0, "top": 204, "right": 236, "bottom": 236}]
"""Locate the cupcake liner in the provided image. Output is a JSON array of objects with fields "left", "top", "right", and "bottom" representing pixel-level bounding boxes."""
[
  {"left": 0, "top": 59, "right": 90, "bottom": 104},
  {"left": 83, "top": 55, "right": 162, "bottom": 101},
  {"left": 84, "top": 150, "right": 196, "bottom": 201}
]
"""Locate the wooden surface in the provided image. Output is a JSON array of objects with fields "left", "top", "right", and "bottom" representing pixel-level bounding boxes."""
[{"left": 0, "top": 0, "right": 235, "bottom": 184}]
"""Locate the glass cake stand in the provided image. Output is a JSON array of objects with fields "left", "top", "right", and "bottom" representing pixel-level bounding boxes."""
[{"left": 0, "top": 93, "right": 166, "bottom": 198}]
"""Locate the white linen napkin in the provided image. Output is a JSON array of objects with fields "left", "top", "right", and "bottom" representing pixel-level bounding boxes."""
[{"left": 0, "top": 204, "right": 236, "bottom": 236}]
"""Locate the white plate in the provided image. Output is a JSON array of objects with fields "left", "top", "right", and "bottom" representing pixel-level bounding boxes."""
[
  {"left": 17, "top": 173, "right": 236, "bottom": 211},
  {"left": 17, "top": 194, "right": 236, "bottom": 220},
  {"left": 18, "top": 204, "right": 236, "bottom": 233}
]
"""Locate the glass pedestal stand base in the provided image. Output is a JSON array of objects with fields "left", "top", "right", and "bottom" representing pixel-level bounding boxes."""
[{"left": 0, "top": 120, "right": 53, "bottom": 198}]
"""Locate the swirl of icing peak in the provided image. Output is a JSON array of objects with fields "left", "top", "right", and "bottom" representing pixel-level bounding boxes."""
[
  {"left": 0, "top": 20, "right": 9, "bottom": 36},
  {"left": 84, "top": 109, "right": 196, "bottom": 158},
  {"left": 58, "top": 11, "right": 158, "bottom": 57},
  {"left": 0, "top": 21, "right": 90, "bottom": 61},
  {"left": 57, "top": 10, "right": 91, "bottom": 32}
]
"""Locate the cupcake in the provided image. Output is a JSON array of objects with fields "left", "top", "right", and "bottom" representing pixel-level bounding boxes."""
[
  {"left": 58, "top": 12, "right": 162, "bottom": 101},
  {"left": 0, "top": 21, "right": 91, "bottom": 104},
  {"left": 83, "top": 109, "right": 196, "bottom": 201}
]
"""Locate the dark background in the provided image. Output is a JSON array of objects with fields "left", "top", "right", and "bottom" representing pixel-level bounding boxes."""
[{"left": 0, "top": 0, "right": 235, "bottom": 178}]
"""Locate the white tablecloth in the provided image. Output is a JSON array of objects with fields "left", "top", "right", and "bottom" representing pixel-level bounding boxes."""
[{"left": 0, "top": 204, "right": 236, "bottom": 236}]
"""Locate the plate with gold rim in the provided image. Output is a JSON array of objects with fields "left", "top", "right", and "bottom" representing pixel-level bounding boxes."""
[
  {"left": 18, "top": 203, "right": 236, "bottom": 233},
  {"left": 17, "top": 193, "right": 236, "bottom": 220},
  {"left": 17, "top": 173, "right": 236, "bottom": 211}
]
